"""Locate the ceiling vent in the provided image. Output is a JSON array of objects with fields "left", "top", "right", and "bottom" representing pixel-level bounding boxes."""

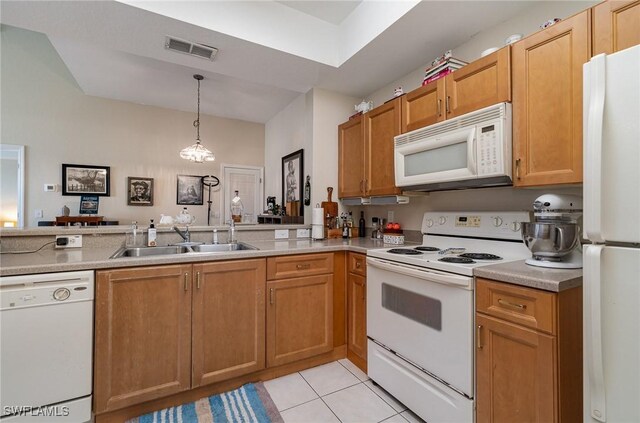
[{"left": 165, "top": 36, "right": 218, "bottom": 61}]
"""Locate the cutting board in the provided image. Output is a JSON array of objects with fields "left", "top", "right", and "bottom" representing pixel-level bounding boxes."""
[{"left": 321, "top": 187, "right": 338, "bottom": 221}]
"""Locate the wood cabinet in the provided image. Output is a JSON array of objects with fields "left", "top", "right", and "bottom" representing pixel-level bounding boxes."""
[
  {"left": 94, "top": 265, "right": 193, "bottom": 413},
  {"left": 94, "top": 259, "right": 266, "bottom": 413},
  {"left": 347, "top": 253, "right": 367, "bottom": 372},
  {"left": 192, "top": 259, "right": 266, "bottom": 387},
  {"left": 512, "top": 11, "right": 590, "bottom": 187},
  {"left": 475, "top": 278, "right": 582, "bottom": 423},
  {"left": 338, "top": 99, "right": 401, "bottom": 198},
  {"left": 266, "top": 254, "right": 334, "bottom": 367},
  {"left": 401, "top": 47, "right": 511, "bottom": 132},
  {"left": 593, "top": 0, "right": 640, "bottom": 55}
]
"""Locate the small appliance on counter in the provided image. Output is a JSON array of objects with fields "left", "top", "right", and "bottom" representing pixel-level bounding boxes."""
[{"left": 521, "top": 194, "right": 583, "bottom": 269}]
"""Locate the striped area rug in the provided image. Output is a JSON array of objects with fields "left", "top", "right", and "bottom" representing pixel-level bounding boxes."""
[{"left": 127, "top": 383, "right": 283, "bottom": 423}]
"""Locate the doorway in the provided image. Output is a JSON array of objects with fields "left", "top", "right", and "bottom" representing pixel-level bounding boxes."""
[
  {"left": 221, "top": 164, "right": 264, "bottom": 224},
  {"left": 0, "top": 144, "right": 25, "bottom": 228}
]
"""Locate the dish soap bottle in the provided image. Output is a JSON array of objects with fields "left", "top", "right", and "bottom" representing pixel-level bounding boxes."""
[
  {"left": 231, "top": 190, "right": 244, "bottom": 223},
  {"left": 147, "top": 219, "right": 157, "bottom": 247}
]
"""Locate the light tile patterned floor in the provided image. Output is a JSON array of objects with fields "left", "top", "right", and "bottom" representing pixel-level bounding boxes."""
[{"left": 263, "top": 359, "right": 425, "bottom": 423}]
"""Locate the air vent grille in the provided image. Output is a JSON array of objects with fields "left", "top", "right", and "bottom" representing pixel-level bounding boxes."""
[
  {"left": 165, "top": 36, "right": 218, "bottom": 61},
  {"left": 395, "top": 103, "right": 507, "bottom": 147}
]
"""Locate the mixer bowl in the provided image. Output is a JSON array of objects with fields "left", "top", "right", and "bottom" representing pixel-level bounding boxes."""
[{"left": 521, "top": 222, "right": 580, "bottom": 258}]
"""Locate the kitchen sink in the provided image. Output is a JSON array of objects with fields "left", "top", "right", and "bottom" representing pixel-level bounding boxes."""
[
  {"left": 109, "top": 242, "right": 258, "bottom": 259},
  {"left": 190, "top": 242, "right": 258, "bottom": 253}
]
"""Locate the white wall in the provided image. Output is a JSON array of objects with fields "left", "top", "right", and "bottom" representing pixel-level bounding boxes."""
[
  {"left": 264, "top": 88, "right": 358, "bottom": 223},
  {"left": 1, "top": 26, "right": 265, "bottom": 227}
]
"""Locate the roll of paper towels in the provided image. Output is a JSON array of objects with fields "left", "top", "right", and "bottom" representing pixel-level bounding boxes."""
[
  {"left": 312, "top": 207, "right": 324, "bottom": 226},
  {"left": 312, "top": 225, "right": 324, "bottom": 240}
]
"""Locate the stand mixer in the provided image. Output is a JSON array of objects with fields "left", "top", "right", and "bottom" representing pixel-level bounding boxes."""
[{"left": 521, "top": 194, "right": 583, "bottom": 269}]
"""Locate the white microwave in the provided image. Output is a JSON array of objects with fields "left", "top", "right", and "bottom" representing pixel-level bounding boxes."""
[{"left": 394, "top": 102, "right": 512, "bottom": 191}]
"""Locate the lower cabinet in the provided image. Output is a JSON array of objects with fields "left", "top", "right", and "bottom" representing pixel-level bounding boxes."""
[
  {"left": 266, "top": 254, "right": 334, "bottom": 367},
  {"left": 94, "top": 259, "right": 266, "bottom": 414},
  {"left": 475, "top": 278, "right": 582, "bottom": 423},
  {"left": 347, "top": 252, "right": 367, "bottom": 371}
]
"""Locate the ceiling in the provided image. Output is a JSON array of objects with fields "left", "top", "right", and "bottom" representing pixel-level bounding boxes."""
[{"left": 0, "top": 1, "right": 536, "bottom": 124}]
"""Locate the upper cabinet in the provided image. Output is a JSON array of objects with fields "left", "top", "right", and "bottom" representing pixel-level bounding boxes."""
[
  {"left": 593, "top": 0, "right": 640, "bottom": 55},
  {"left": 338, "top": 98, "right": 401, "bottom": 198},
  {"left": 512, "top": 11, "right": 590, "bottom": 187},
  {"left": 401, "top": 47, "right": 511, "bottom": 133}
]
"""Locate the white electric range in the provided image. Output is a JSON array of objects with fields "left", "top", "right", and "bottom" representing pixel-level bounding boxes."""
[{"left": 366, "top": 211, "right": 531, "bottom": 422}]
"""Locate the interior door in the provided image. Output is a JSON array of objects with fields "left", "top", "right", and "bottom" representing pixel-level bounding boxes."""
[{"left": 222, "top": 164, "right": 264, "bottom": 224}]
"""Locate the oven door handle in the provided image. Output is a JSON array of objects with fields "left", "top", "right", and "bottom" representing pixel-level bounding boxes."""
[{"left": 366, "top": 257, "right": 472, "bottom": 288}]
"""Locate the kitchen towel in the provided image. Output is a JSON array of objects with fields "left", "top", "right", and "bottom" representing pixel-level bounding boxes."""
[{"left": 126, "top": 382, "right": 282, "bottom": 423}]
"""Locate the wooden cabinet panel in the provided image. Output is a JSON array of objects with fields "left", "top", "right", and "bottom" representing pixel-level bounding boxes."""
[
  {"left": 347, "top": 272, "right": 367, "bottom": 364},
  {"left": 267, "top": 253, "right": 334, "bottom": 280},
  {"left": 338, "top": 116, "right": 365, "bottom": 198},
  {"left": 364, "top": 98, "right": 402, "bottom": 197},
  {"left": 476, "top": 314, "right": 557, "bottom": 423},
  {"left": 476, "top": 278, "right": 557, "bottom": 335},
  {"left": 191, "top": 259, "right": 266, "bottom": 387},
  {"left": 593, "top": 0, "right": 640, "bottom": 55},
  {"left": 347, "top": 252, "right": 366, "bottom": 276},
  {"left": 94, "top": 265, "right": 192, "bottom": 413},
  {"left": 445, "top": 47, "right": 511, "bottom": 118},
  {"left": 513, "top": 11, "right": 590, "bottom": 186},
  {"left": 401, "top": 78, "right": 445, "bottom": 132},
  {"left": 266, "top": 274, "right": 334, "bottom": 367}
]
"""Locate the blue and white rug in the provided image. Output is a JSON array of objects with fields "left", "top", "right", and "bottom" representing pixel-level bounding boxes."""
[{"left": 127, "top": 382, "right": 283, "bottom": 423}]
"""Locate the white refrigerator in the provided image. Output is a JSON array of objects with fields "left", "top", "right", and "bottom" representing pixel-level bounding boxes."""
[{"left": 583, "top": 44, "right": 640, "bottom": 423}]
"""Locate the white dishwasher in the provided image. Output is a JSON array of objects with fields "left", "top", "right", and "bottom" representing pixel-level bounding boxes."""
[{"left": 0, "top": 271, "right": 94, "bottom": 422}]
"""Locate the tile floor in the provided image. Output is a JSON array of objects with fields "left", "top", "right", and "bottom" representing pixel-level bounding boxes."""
[{"left": 263, "top": 359, "right": 425, "bottom": 423}]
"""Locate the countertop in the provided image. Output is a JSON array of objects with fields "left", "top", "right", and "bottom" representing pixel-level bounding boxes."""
[
  {"left": 474, "top": 260, "right": 582, "bottom": 292},
  {"left": 0, "top": 238, "right": 391, "bottom": 277}
]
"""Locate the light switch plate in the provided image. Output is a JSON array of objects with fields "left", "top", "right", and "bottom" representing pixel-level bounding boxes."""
[
  {"left": 275, "top": 229, "right": 289, "bottom": 239},
  {"left": 55, "top": 235, "right": 82, "bottom": 248},
  {"left": 388, "top": 211, "right": 395, "bottom": 223},
  {"left": 296, "top": 228, "right": 310, "bottom": 238}
]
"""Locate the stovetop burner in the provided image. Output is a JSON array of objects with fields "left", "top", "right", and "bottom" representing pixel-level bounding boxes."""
[
  {"left": 438, "top": 257, "right": 475, "bottom": 264},
  {"left": 459, "top": 253, "right": 503, "bottom": 260},
  {"left": 387, "top": 248, "right": 423, "bottom": 255},
  {"left": 414, "top": 246, "right": 440, "bottom": 252}
]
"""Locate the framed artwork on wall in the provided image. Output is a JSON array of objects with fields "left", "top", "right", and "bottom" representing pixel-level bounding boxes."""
[
  {"left": 127, "top": 177, "right": 154, "bottom": 206},
  {"left": 79, "top": 195, "right": 99, "bottom": 214},
  {"left": 62, "top": 164, "right": 110, "bottom": 196},
  {"left": 281, "top": 149, "right": 304, "bottom": 217},
  {"left": 177, "top": 174, "right": 203, "bottom": 205}
]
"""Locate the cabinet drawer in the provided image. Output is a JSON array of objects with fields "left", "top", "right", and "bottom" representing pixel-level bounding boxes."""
[
  {"left": 476, "top": 278, "right": 556, "bottom": 335},
  {"left": 267, "top": 253, "right": 334, "bottom": 280},
  {"left": 348, "top": 252, "right": 366, "bottom": 276}
]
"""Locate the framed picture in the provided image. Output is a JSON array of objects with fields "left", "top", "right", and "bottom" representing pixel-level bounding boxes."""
[
  {"left": 62, "top": 164, "right": 110, "bottom": 196},
  {"left": 79, "top": 195, "right": 99, "bottom": 215},
  {"left": 177, "top": 175, "right": 203, "bottom": 205},
  {"left": 127, "top": 177, "right": 154, "bottom": 206},
  {"left": 281, "top": 149, "right": 304, "bottom": 217}
]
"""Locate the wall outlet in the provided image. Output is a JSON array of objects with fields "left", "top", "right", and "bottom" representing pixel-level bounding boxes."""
[
  {"left": 296, "top": 228, "right": 310, "bottom": 238},
  {"left": 35, "top": 209, "right": 43, "bottom": 219},
  {"left": 275, "top": 229, "right": 289, "bottom": 239},
  {"left": 388, "top": 211, "right": 395, "bottom": 223},
  {"left": 55, "top": 235, "right": 82, "bottom": 248}
]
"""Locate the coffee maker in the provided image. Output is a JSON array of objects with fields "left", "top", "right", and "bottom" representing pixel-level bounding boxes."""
[{"left": 521, "top": 194, "right": 583, "bottom": 269}]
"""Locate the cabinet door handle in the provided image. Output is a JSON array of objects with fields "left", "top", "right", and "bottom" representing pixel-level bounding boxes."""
[
  {"left": 196, "top": 271, "right": 201, "bottom": 289},
  {"left": 363, "top": 282, "right": 366, "bottom": 301},
  {"left": 184, "top": 272, "right": 189, "bottom": 291},
  {"left": 269, "top": 288, "right": 275, "bottom": 305},
  {"left": 498, "top": 298, "right": 527, "bottom": 310},
  {"left": 515, "top": 158, "right": 521, "bottom": 180},
  {"left": 437, "top": 99, "right": 442, "bottom": 117},
  {"left": 477, "top": 325, "right": 483, "bottom": 349},
  {"left": 446, "top": 96, "right": 451, "bottom": 114},
  {"left": 355, "top": 261, "right": 361, "bottom": 268},
  {"left": 360, "top": 180, "right": 364, "bottom": 193},
  {"left": 296, "top": 263, "right": 311, "bottom": 270}
]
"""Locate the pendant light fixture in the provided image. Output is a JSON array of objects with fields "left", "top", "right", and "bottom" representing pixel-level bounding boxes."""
[{"left": 180, "top": 74, "right": 215, "bottom": 163}]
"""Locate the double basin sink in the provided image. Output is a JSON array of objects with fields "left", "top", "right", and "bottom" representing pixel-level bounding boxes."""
[{"left": 110, "top": 242, "right": 258, "bottom": 259}]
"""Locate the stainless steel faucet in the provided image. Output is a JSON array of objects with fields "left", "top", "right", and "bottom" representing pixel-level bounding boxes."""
[
  {"left": 228, "top": 220, "right": 236, "bottom": 243},
  {"left": 172, "top": 225, "right": 190, "bottom": 243}
]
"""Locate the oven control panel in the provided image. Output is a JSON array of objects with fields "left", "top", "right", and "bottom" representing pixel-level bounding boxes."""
[{"left": 455, "top": 215, "right": 481, "bottom": 227}]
